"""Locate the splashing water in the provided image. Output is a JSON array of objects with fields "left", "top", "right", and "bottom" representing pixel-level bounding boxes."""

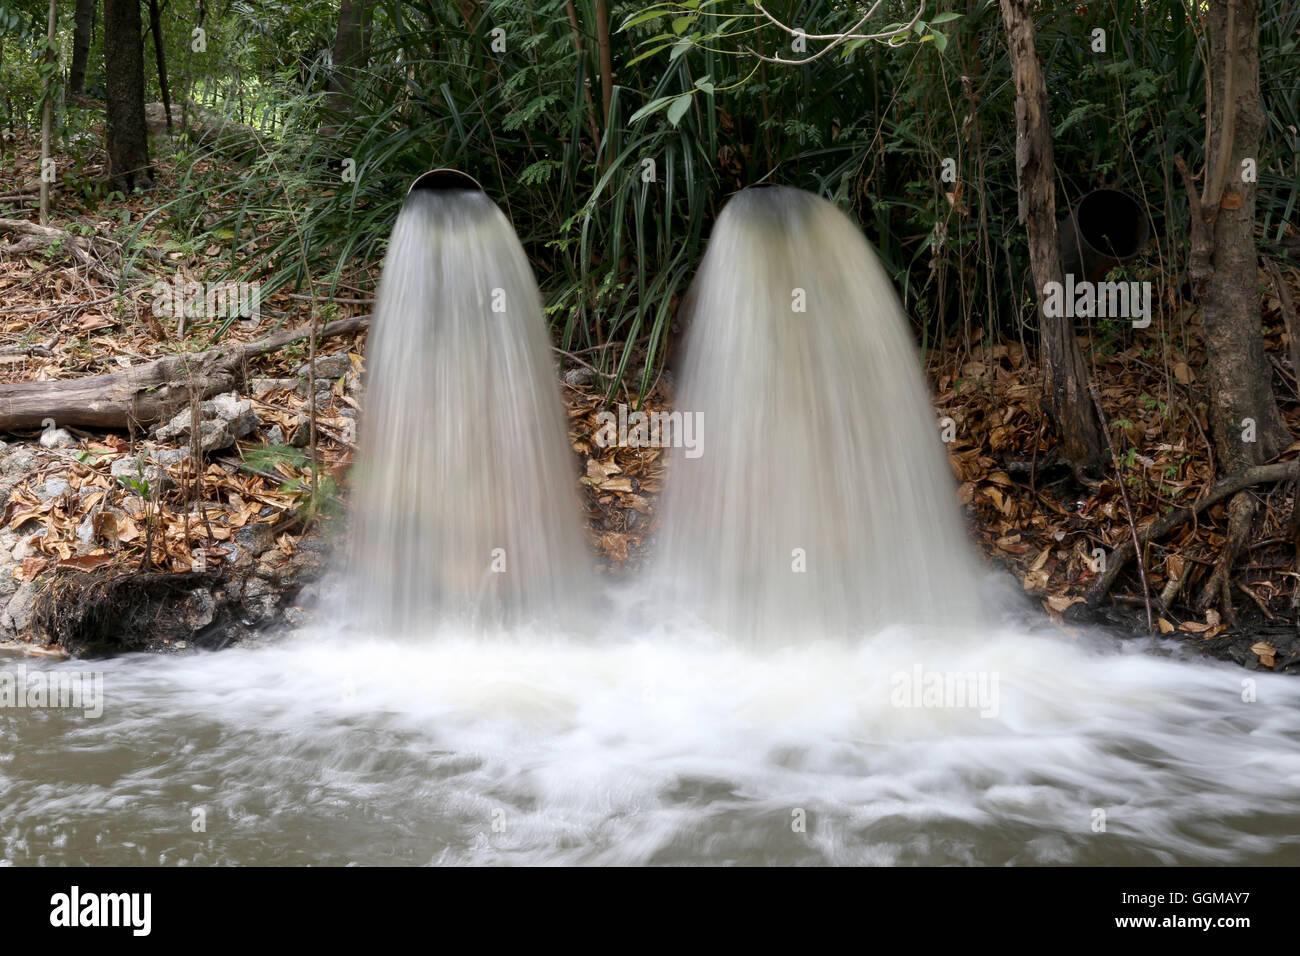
[
  {"left": 346, "top": 186, "right": 590, "bottom": 633},
  {"left": 656, "top": 186, "right": 983, "bottom": 644},
  {"left": 2, "top": 625, "right": 1298, "bottom": 865}
]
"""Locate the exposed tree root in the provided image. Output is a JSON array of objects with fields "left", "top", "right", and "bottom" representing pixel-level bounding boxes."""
[
  {"left": 1197, "top": 490, "right": 1256, "bottom": 622},
  {"left": 1084, "top": 461, "right": 1295, "bottom": 606}
]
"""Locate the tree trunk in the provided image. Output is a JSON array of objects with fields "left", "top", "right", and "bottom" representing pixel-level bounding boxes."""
[
  {"left": 326, "top": 0, "right": 370, "bottom": 115},
  {"left": 39, "top": 0, "right": 56, "bottom": 225},
  {"left": 103, "top": 0, "right": 153, "bottom": 191},
  {"left": 1175, "top": 0, "right": 1290, "bottom": 615},
  {"left": 1184, "top": 0, "right": 1289, "bottom": 473},
  {"left": 147, "top": 0, "right": 172, "bottom": 130},
  {"left": 70, "top": 0, "right": 95, "bottom": 95},
  {"left": 999, "top": 0, "right": 1106, "bottom": 476},
  {"left": 595, "top": 0, "right": 613, "bottom": 131},
  {"left": 0, "top": 316, "right": 368, "bottom": 433}
]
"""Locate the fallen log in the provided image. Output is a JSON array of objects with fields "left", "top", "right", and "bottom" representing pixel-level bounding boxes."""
[
  {"left": 0, "top": 218, "right": 120, "bottom": 284},
  {"left": 1085, "top": 460, "right": 1296, "bottom": 606},
  {"left": 0, "top": 314, "right": 369, "bottom": 434}
]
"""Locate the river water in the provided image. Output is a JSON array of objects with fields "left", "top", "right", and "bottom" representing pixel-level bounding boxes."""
[{"left": 3, "top": 612, "right": 1298, "bottom": 866}]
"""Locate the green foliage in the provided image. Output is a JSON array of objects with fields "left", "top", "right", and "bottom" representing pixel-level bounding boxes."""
[{"left": 113, "top": 0, "right": 1298, "bottom": 394}]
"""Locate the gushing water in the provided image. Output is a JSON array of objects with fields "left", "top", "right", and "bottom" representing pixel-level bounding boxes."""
[
  {"left": 4, "top": 184, "right": 1299, "bottom": 868},
  {"left": 656, "top": 186, "right": 982, "bottom": 644},
  {"left": 346, "top": 185, "right": 589, "bottom": 632}
]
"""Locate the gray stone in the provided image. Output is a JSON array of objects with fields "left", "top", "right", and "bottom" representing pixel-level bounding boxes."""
[
  {"left": 38, "top": 477, "right": 71, "bottom": 501},
  {"left": 0, "top": 568, "right": 17, "bottom": 605},
  {"left": 563, "top": 367, "right": 597, "bottom": 388},
  {"left": 153, "top": 447, "right": 187, "bottom": 466},
  {"left": 154, "top": 392, "right": 260, "bottom": 452},
  {"left": 297, "top": 353, "right": 351, "bottom": 387},
  {"left": 182, "top": 589, "right": 217, "bottom": 630},
  {"left": 75, "top": 515, "right": 95, "bottom": 545},
  {"left": 236, "top": 522, "right": 276, "bottom": 556},
  {"left": 282, "top": 606, "right": 314, "bottom": 628},
  {"left": 206, "top": 393, "right": 260, "bottom": 439},
  {"left": 110, "top": 456, "right": 171, "bottom": 496},
  {"left": 2, "top": 450, "right": 38, "bottom": 476},
  {"left": 5, "top": 582, "right": 40, "bottom": 633},
  {"left": 265, "top": 425, "right": 285, "bottom": 446},
  {"left": 246, "top": 377, "right": 297, "bottom": 395}
]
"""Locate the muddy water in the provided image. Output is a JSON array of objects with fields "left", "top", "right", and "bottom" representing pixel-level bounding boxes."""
[{"left": 3, "top": 616, "right": 1297, "bottom": 866}]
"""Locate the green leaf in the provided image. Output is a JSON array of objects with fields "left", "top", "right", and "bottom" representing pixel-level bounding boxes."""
[
  {"left": 628, "top": 95, "right": 677, "bottom": 124},
  {"left": 672, "top": 16, "right": 694, "bottom": 35},
  {"left": 666, "top": 93, "right": 692, "bottom": 127},
  {"left": 620, "top": 9, "right": 674, "bottom": 31},
  {"left": 930, "top": 12, "right": 963, "bottom": 24},
  {"left": 694, "top": 76, "right": 715, "bottom": 94}
]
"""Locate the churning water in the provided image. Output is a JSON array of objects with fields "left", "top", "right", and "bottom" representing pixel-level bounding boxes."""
[
  {"left": 1, "top": 185, "right": 1298, "bottom": 867},
  {"left": 346, "top": 185, "right": 590, "bottom": 632},
  {"left": 656, "top": 186, "right": 984, "bottom": 644},
  {"left": 2, "top": 626, "right": 1298, "bottom": 865}
]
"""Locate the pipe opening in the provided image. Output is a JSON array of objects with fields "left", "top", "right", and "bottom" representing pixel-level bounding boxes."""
[{"left": 407, "top": 168, "right": 484, "bottom": 194}]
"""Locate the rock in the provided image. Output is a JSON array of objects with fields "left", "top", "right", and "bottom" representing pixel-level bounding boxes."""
[
  {"left": 110, "top": 456, "right": 171, "bottom": 496},
  {"left": 5, "top": 582, "right": 40, "bottom": 633},
  {"left": 245, "top": 377, "right": 297, "bottom": 396},
  {"left": 153, "top": 447, "right": 188, "bottom": 466},
  {"left": 0, "top": 535, "right": 18, "bottom": 605},
  {"left": 207, "top": 392, "right": 260, "bottom": 439},
  {"left": 296, "top": 535, "right": 331, "bottom": 554},
  {"left": 75, "top": 515, "right": 95, "bottom": 545},
  {"left": 265, "top": 425, "right": 285, "bottom": 446},
  {"left": 2, "top": 449, "right": 38, "bottom": 476},
  {"left": 297, "top": 353, "right": 351, "bottom": 390},
  {"left": 182, "top": 588, "right": 217, "bottom": 630},
  {"left": 0, "top": 566, "right": 17, "bottom": 605},
  {"left": 154, "top": 392, "right": 260, "bottom": 453},
  {"left": 217, "top": 543, "right": 254, "bottom": 569},
  {"left": 38, "top": 477, "right": 71, "bottom": 501},
  {"left": 564, "top": 366, "right": 597, "bottom": 388},
  {"left": 289, "top": 418, "right": 311, "bottom": 447},
  {"left": 236, "top": 522, "right": 277, "bottom": 556},
  {"left": 282, "top": 606, "right": 314, "bottom": 628},
  {"left": 285, "top": 549, "right": 326, "bottom": 580},
  {"left": 239, "top": 576, "right": 280, "bottom": 623},
  {"left": 256, "top": 549, "right": 289, "bottom": 577}
]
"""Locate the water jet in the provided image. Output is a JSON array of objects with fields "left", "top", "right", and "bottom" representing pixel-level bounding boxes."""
[
  {"left": 656, "top": 185, "right": 984, "bottom": 645},
  {"left": 345, "top": 170, "right": 589, "bottom": 634}
]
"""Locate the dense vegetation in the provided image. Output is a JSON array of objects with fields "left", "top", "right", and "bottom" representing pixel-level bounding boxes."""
[{"left": 4, "top": 1, "right": 1295, "bottom": 393}]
